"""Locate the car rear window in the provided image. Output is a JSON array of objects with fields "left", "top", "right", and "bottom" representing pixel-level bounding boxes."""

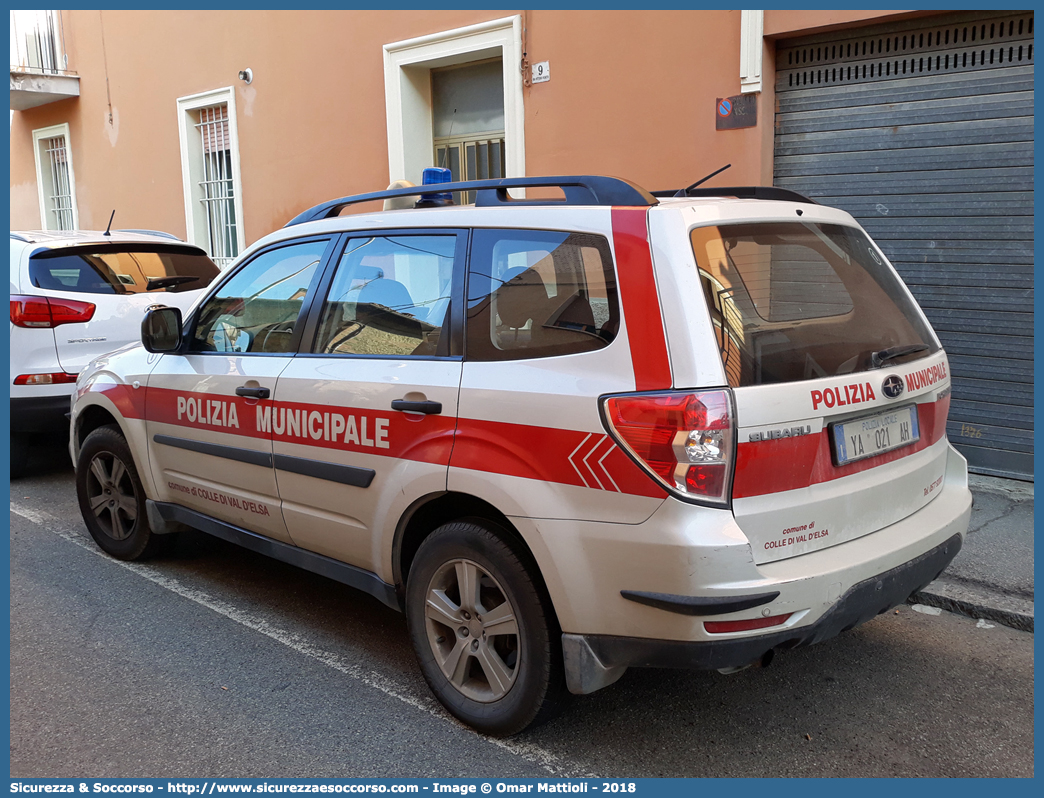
[
  {"left": 691, "top": 222, "right": 939, "bottom": 387},
  {"left": 29, "top": 244, "right": 220, "bottom": 295}
]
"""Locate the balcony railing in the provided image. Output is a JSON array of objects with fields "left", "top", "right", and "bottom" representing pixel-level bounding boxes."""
[
  {"left": 10, "top": 10, "right": 70, "bottom": 75},
  {"left": 10, "top": 10, "right": 79, "bottom": 111}
]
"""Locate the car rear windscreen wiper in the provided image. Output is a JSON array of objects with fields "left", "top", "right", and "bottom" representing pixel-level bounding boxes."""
[
  {"left": 146, "top": 275, "right": 200, "bottom": 291},
  {"left": 872, "top": 344, "right": 930, "bottom": 367}
]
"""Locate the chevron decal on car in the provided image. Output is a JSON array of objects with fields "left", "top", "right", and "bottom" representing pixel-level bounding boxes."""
[{"left": 568, "top": 432, "right": 621, "bottom": 492}]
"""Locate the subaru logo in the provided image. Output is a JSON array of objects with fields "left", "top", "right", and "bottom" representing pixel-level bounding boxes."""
[{"left": 882, "top": 375, "right": 905, "bottom": 399}]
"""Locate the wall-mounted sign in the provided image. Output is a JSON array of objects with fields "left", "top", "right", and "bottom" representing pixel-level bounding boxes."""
[
  {"left": 532, "top": 61, "right": 550, "bottom": 84},
  {"left": 716, "top": 93, "right": 757, "bottom": 130}
]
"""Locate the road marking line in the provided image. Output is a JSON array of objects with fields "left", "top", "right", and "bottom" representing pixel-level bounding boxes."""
[{"left": 11, "top": 503, "right": 591, "bottom": 777}]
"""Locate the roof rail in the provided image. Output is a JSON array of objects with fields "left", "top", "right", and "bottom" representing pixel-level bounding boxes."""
[
  {"left": 285, "top": 175, "right": 658, "bottom": 227},
  {"left": 115, "top": 229, "right": 183, "bottom": 241},
  {"left": 651, "top": 186, "right": 818, "bottom": 205},
  {"left": 10, "top": 233, "right": 33, "bottom": 243}
]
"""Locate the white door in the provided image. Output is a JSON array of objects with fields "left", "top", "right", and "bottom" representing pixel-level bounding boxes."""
[
  {"left": 146, "top": 237, "right": 333, "bottom": 543},
  {"left": 271, "top": 231, "right": 466, "bottom": 573}
]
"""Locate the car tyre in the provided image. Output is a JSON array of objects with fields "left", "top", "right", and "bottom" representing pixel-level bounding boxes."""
[
  {"left": 406, "top": 520, "right": 566, "bottom": 736},
  {"left": 76, "top": 424, "right": 162, "bottom": 561}
]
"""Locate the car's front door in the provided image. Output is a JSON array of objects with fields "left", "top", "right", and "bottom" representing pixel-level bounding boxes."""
[
  {"left": 270, "top": 230, "right": 466, "bottom": 573},
  {"left": 145, "top": 236, "right": 335, "bottom": 543}
]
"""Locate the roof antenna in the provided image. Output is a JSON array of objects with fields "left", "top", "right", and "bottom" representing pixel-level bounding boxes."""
[
  {"left": 103, "top": 209, "right": 115, "bottom": 236},
  {"left": 676, "top": 164, "right": 732, "bottom": 197}
]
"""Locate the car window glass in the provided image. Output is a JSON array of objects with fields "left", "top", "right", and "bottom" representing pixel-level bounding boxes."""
[
  {"left": 30, "top": 247, "right": 220, "bottom": 295},
  {"left": 691, "top": 222, "right": 939, "bottom": 386},
  {"left": 191, "top": 240, "right": 326, "bottom": 354},
  {"left": 466, "top": 229, "right": 619, "bottom": 361},
  {"left": 312, "top": 235, "right": 456, "bottom": 357}
]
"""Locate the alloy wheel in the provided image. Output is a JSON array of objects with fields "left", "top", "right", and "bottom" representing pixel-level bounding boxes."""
[
  {"left": 85, "top": 452, "right": 138, "bottom": 541},
  {"left": 423, "top": 558, "right": 521, "bottom": 702}
]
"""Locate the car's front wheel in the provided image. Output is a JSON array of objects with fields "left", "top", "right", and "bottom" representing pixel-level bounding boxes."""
[
  {"left": 76, "top": 425, "right": 163, "bottom": 560},
  {"left": 406, "top": 520, "right": 566, "bottom": 736}
]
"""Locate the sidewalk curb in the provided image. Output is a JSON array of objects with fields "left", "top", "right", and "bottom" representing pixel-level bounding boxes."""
[
  {"left": 969, "top": 473, "right": 1034, "bottom": 500},
  {"left": 909, "top": 577, "right": 1034, "bottom": 633}
]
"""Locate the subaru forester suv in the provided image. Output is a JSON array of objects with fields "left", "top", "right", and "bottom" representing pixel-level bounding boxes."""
[{"left": 69, "top": 175, "right": 971, "bottom": 735}]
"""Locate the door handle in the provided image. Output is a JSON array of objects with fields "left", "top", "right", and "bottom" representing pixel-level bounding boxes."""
[
  {"left": 236, "top": 385, "right": 271, "bottom": 399},
  {"left": 391, "top": 399, "right": 442, "bottom": 415}
]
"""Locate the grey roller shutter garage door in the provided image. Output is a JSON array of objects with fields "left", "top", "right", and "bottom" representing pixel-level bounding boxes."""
[{"left": 774, "top": 10, "right": 1034, "bottom": 480}]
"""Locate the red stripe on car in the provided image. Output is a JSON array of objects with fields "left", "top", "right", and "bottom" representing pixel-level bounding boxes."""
[
  {"left": 87, "top": 382, "right": 147, "bottom": 420},
  {"left": 611, "top": 207, "right": 672, "bottom": 391},
  {"left": 143, "top": 386, "right": 457, "bottom": 466},
  {"left": 452, "top": 417, "right": 667, "bottom": 498},
  {"left": 732, "top": 396, "right": 950, "bottom": 498},
  {"left": 85, "top": 382, "right": 666, "bottom": 498}
]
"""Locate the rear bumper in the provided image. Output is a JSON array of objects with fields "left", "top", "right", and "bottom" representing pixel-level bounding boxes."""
[
  {"left": 11, "top": 393, "right": 73, "bottom": 434},
  {"left": 568, "top": 531, "right": 962, "bottom": 674},
  {"left": 548, "top": 443, "right": 971, "bottom": 693}
]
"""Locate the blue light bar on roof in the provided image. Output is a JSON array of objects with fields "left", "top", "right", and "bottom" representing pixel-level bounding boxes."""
[{"left": 417, "top": 167, "right": 453, "bottom": 207}]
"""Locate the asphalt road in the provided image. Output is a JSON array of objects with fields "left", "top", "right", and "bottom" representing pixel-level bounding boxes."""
[{"left": 10, "top": 438, "right": 1035, "bottom": 778}]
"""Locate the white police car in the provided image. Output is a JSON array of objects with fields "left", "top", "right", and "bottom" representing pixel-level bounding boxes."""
[{"left": 69, "top": 173, "right": 971, "bottom": 735}]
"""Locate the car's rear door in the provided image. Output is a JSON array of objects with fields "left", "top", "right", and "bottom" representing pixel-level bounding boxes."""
[
  {"left": 145, "top": 236, "right": 335, "bottom": 543},
  {"left": 682, "top": 219, "right": 951, "bottom": 565},
  {"left": 270, "top": 229, "right": 466, "bottom": 572}
]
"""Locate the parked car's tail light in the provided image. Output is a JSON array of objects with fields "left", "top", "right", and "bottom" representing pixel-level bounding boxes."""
[
  {"left": 602, "top": 389, "right": 734, "bottom": 506},
  {"left": 704, "top": 613, "right": 793, "bottom": 634},
  {"left": 14, "top": 372, "right": 78, "bottom": 386},
  {"left": 10, "top": 295, "right": 96, "bottom": 328}
]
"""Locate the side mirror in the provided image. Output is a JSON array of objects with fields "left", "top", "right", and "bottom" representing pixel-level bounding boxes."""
[{"left": 141, "top": 306, "right": 183, "bottom": 353}]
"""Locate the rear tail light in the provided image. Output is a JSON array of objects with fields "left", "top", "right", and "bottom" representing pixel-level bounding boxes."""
[
  {"left": 10, "top": 295, "right": 96, "bottom": 328},
  {"left": 14, "top": 372, "right": 78, "bottom": 386},
  {"left": 602, "top": 389, "right": 735, "bottom": 506}
]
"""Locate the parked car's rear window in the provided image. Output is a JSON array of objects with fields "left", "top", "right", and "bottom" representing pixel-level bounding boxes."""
[
  {"left": 691, "top": 222, "right": 939, "bottom": 387},
  {"left": 29, "top": 244, "right": 220, "bottom": 295}
]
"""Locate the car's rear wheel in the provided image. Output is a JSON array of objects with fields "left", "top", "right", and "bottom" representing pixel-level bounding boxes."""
[
  {"left": 76, "top": 425, "right": 163, "bottom": 560},
  {"left": 406, "top": 521, "right": 565, "bottom": 736}
]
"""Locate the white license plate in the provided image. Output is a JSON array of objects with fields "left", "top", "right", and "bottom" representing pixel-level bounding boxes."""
[{"left": 831, "top": 405, "right": 920, "bottom": 466}]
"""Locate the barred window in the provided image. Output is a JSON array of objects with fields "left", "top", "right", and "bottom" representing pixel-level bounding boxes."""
[
  {"left": 195, "top": 104, "right": 238, "bottom": 269},
  {"left": 32, "top": 124, "right": 77, "bottom": 230},
  {"left": 178, "top": 89, "right": 244, "bottom": 271}
]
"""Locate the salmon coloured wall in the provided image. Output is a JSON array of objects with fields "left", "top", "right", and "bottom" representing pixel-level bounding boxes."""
[{"left": 10, "top": 9, "right": 916, "bottom": 246}]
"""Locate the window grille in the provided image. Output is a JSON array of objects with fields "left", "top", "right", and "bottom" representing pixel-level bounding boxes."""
[
  {"left": 435, "top": 136, "right": 506, "bottom": 203},
  {"left": 42, "top": 134, "right": 74, "bottom": 230},
  {"left": 195, "top": 104, "right": 238, "bottom": 269}
]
